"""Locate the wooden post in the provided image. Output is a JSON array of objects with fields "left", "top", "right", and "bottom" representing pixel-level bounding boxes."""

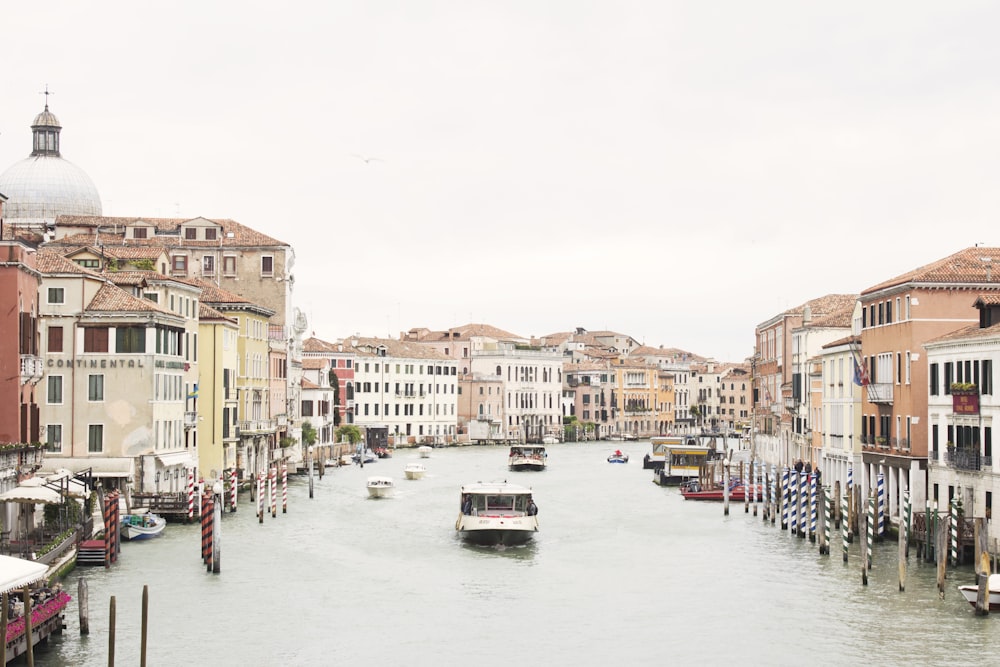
[
  {"left": 861, "top": 502, "right": 869, "bottom": 586},
  {"left": 140, "top": 585, "right": 148, "bottom": 667},
  {"left": 898, "top": 513, "right": 907, "bottom": 592},
  {"left": 308, "top": 449, "right": 315, "bottom": 499},
  {"left": 742, "top": 461, "right": 749, "bottom": 514},
  {"left": 213, "top": 491, "right": 222, "bottom": 574},
  {"left": 24, "top": 585, "right": 33, "bottom": 667},
  {"left": 833, "top": 481, "right": 842, "bottom": 529},
  {"left": 936, "top": 518, "right": 948, "bottom": 599},
  {"left": 976, "top": 519, "right": 990, "bottom": 616},
  {"left": 109, "top": 595, "right": 116, "bottom": 667},
  {"left": 723, "top": 461, "right": 731, "bottom": 516},
  {"left": 78, "top": 578, "right": 90, "bottom": 635}
]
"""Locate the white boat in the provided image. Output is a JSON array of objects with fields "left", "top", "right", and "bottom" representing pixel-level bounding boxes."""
[
  {"left": 607, "top": 450, "right": 629, "bottom": 463},
  {"left": 508, "top": 445, "right": 546, "bottom": 471},
  {"left": 353, "top": 448, "right": 378, "bottom": 464},
  {"left": 121, "top": 512, "right": 166, "bottom": 541},
  {"left": 367, "top": 476, "right": 394, "bottom": 498},
  {"left": 542, "top": 435, "right": 558, "bottom": 445},
  {"left": 404, "top": 463, "right": 426, "bottom": 480},
  {"left": 958, "top": 573, "right": 1000, "bottom": 611},
  {"left": 418, "top": 445, "right": 432, "bottom": 458},
  {"left": 455, "top": 482, "right": 539, "bottom": 546}
]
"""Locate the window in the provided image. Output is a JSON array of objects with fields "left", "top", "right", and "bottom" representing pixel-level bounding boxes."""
[
  {"left": 172, "top": 255, "right": 188, "bottom": 274},
  {"left": 47, "top": 376, "right": 63, "bottom": 404},
  {"left": 48, "top": 326, "right": 63, "bottom": 353},
  {"left": 84, "top": 327, "right": 109, "bottom": 353},
  {"left": 185, "top": 227, "right": 197, "bottom": 240},
  {"left": 88, "top": 374, "right": 105, "bottom": 401},
  {"left": 48, "top": 287, "right": 65, "bottom": 304},
  {"left": 205, "top": 228, "right": 217, "bottom": 240},
  {"left": 301, "top": 401, "right": 314, "bottom": 417},
  {"left": 223, "top": 255, "right": 237, "bottom": 276},
  {"left": 76, "top": 259, "right": 100, "bottom": 269},
  {"left": 203, "top": 255, "right": 215, "bottom": 276},
  {"left": 261, "top": 255, "right": 274, "bottom": 277},
  {"left": 133, "top": 227, "right": 148, "bottom": 239},
  {"left": 88, "top": 424, "right": 104, "bottom": 453},
  {"left": 116, "top": 326, "right": 146, "bottom": 353},
  {"left": 45, "top": 425, "right": 62, "bottom": 452}
]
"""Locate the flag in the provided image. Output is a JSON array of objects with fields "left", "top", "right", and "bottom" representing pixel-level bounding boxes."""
[
  {"left": 852, "top": 354, "right": 870, "bottom": 387},
  {"left": 187, "top": 383, "right": 199, "bottom": 399}
]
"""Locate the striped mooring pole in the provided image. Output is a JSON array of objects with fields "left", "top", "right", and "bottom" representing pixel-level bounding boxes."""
[
  {"left": 809, "top": 471, "right": 818, "bottom": 542},
  {"left": 866, "top": 494, "right": 875, "bottom": 570},
  {"left": 269, "top": 467, "right": 277, "bottom": 518},
  {"left": 950, "top": 499, "right": 959, "bottom": 566},
  {"left": 799, "top": 470, "right": 808, "bottom": 539},
  {"left": 257, "top": 468, "right": 264, "bottom": 524},
  {"left": 187, "top": 469, "right": 195, "bottom": 522},
  {"left": 842, "top": 492, "right": 850, "bottom": 562},
  {"left": 230, "top": 468, "right": 238, "bottom": 513},
  {"left": 781, "top": 468, "right": 791, "bottom": 531},
  {"left": 902, "top": 488, "right": 911, "bottom": 558},
  {"left": 790, "top": 470, "right": 799, "bottom": 535},
  {"left": 821, "top": 482, "right": 831, "bottom": 554},
  {"left": 770, "top": 466, "right": 777, "bottom": 524},
  {"left": 281, "top": 463, "right": 288, "bottom": 514},
  {"left": 201, "top": 491, "right": 214, "bottom": 568},
  {"left": 876, "top": 472, "right": 885, "bottom": 539}
]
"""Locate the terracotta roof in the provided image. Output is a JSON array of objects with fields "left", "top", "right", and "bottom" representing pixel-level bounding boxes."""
[
  {"left": 349, "top": 336, "right": 452, "bottom": 360},
  {"left": 199, "top": 303, "right": 235, "bottom": 323},
  {"left": 35, "top": 250, "right": 102, "bottom": 276},
  {"left": 301, "top": 378, "right": 320, "bottom": 390},
  {"left": 822, "top": 334, "right": 861, "bottom": 350},
  {"left": 87, "top": 283, "right": 174, "bottom": 315},
  {"left": 974, "top": 294, "right": 1000, "bottom": 307},
  {"left": 54, "top": 215, "right": 288, "bottom": 247},
  {"left": 303, "top": 336, "right": 342, "bottom": 353},
  {"left": 924, "top": 323, "right": 1000, "bottom": 346},
  {"left": 407, "top": 323, "right": 525, "bottom": 342},
  {"left": 302, "top": 358, "right": 328, "bottom": 370},
  {"left": 862, "top": 247, "right": 1000, "bottom": 295}
]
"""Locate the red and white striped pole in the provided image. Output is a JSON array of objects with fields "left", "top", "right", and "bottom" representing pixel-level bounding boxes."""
[
  {"left": 257, "top": 468, "right": 264, "bottom": 524},
  {"left": 281, "top": 463, "right": 288, "bottom": 513},
  {"left": 187, "top": 469, "right": 195, "bottom": 522},
  {"left": 230, "top": 468, "right": 238, "bottom": 512},
  {"left": 269, "top": 467, "right": 277, "bottom": 518}
]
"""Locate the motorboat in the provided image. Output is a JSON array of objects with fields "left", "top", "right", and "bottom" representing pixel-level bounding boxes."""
[
  {"left": 958, "top": 573, "right": 1000, "bottom": 611},
  {"left": 418, "top": 445, "right": 432, "bottom": 458},
  {"left": 455, "top": 482, "right": 539, "bottom": 546},
  {"left": 367, "top": 476, "right": 395, "bottom": 499},
  {"left": 121, "top": 512, "right": 166, "bottom": 541},
  {"left": 542, "top": 435, "right": 559, "bottom": 445},
  {"left": 404, "top": 463, "right": 426, "bottom": 480},
  {"left": 508, "top": 445, "right": 547, "bottom": 471},
  {"left": 607, "top": 450, "right": 629, "bottom": 464},
  {"left": 680, "top": 479, "right": 762, "bottom": 502},
  {"left": 353, "top": 448, "right": 378, "bottom": 464}
]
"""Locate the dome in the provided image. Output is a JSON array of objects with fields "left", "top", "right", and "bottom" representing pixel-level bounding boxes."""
[
  {"left": 0, "top": 101, "right": 102, "bottom": 225},
  {"left": 0, "top": 156, "right": 102, "bottom": 223}
]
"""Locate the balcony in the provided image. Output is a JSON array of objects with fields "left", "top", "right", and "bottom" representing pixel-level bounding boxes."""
[
  {"left": 867, "top": 383, "right": 893, "bottom": 404},
  {"left": 20, "top": 355, "right": 43, "bottom": 384},
  {"left": 947, "top": 446, "right": 987, "bottom": 471},
  {"left": 236, "top": 419, "right": 278, "bottom": 435},
  {"left": 183, "top": 411, "right": 198, "bottom": 429}
]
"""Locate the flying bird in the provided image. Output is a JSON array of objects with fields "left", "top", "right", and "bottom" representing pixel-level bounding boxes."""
[{"left": 351, "top": 153, "right": 383, "bottom": 164}]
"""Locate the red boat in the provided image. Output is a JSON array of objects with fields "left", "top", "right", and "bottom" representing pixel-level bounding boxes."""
[{"left": 680, "top": 479, "right": 763, "bottom": 502}]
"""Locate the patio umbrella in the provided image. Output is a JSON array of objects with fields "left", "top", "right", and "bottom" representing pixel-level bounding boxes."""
[
  {"left": 0, "top": 487, "right": 62, "bottom": 505},
  {"left": 0, "top": 555, "right": 48, "bottom": 594}
]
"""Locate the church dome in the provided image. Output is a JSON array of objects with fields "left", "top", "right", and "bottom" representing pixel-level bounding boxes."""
[{"left": 0, "top": 101, "right": 102, "bottom": 225}]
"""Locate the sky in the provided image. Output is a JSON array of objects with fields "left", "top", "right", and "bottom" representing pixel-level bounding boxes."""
[{"left": 3, "top": 2, "right": 1000, "bottom": 362}]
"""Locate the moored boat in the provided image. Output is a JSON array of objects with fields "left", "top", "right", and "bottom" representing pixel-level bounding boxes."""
[
  {"left": 367, "top": 476, "right": 395, "bottom": 498},
  {"left": 455, "top": 482, "right": 539, "bottom": 546},
  {"left": 121, "top": 512, "right": 166, "bottom": 541},
  {"left": 958, "top": 573, "right": 1000, "bottom": 611},
  {"left": 404, "top": 463, "right": 426, "bottom": 480},
  {"left": 508, "top": 445, "right": 546, "bottom": 471},
  {"left": 680, "top": 479, "right": 762, "bottom": 502},
  {"left": 607, "top": 450, "right": 629, "bottom": 463},
  {"left": 418, "top": 445, "right": 432, "bottom": 458}
]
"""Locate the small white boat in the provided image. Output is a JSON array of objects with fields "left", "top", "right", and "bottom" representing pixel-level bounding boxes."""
[
  {"left": 542, "top": 435, "right": 558, "bottom": 445},
  {"left": 607, "top": 450, "right": 629, "bottom": 463},
  {"left": 367, "top": 476, "right": 394, "bottom": 499},
  {"left": 456, "top": 482, "right": 539, "bottom": 546},
  {"left": 418, "top": 445, "right": 432, "bottom": 458},
  {"left": 404, "top": 463, "right": 426, "bottom": 480},
  {"left": 958, "top": 573, "right": 1000, "bottom": 611},
  {"left": 121, "top": 512, "right": 166, "bottom": 541},
  {"left": 508, "top": 445, "right": 546, "bottom": 471}
]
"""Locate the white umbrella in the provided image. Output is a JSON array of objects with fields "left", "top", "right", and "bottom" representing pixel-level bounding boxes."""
[
  {"left": 0, "top": 555, "right": 47, "bottom": 594},
  {"left": 0, "top": 486, "right": 63, "bottom": 505}
]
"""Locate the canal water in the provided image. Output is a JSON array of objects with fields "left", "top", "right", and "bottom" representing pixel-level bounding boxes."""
[{"left": 39, "top": 441, "right": 993, "bottom": 666}]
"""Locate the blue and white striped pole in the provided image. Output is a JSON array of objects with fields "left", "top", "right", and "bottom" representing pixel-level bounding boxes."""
[
  {"left": 790, "top": 470, "right": 799, "bottom": 535},
  {"left": 876, "top": 472, "right": 885, "bottom": 539},
  {"left": 770, "top": 466, "right": 777, "bottom": 524},
  {"left": 781, "top": 467, "right": 790, "bottom": 530},
  {"left": 902, "top": 488, "right": 911, "bottom": 559},
  {"left": 841, "top": 492, "right": 850, "bottom": 562},
  {"left": 950, "top": 499, "right": 959, "bottom": 566},
  {"left": 867, "top": 494, "right": 875, "bottom": 570},
  {"left": 799, "top": 469, "right": 809, "bottom": 539},
  {"left": 809, "top": 471, "right": 818, "bottom": 542}
]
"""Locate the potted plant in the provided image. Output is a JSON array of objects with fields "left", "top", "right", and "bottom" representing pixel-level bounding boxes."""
[{"left": 950, "top": 382, "right": 978, "bottom": 395}]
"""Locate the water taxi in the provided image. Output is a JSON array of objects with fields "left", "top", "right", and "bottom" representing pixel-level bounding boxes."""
[
  {"left": 508, "top": 445, "right": 547, "bottom": 471},
  {"left": 651, "top": 437, "right": 723, "bottom": 486},
  {"left": 404, "top": 463, "right": 426, "bottom": 480},
  {"left": 455, "top": 482, "right": 539, "bottom": 546},
  {"left": 366, "top": 476, "right": 395, "bottom": 498}
]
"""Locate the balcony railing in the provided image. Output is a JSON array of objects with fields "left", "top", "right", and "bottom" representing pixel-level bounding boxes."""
[
  {"left": 236, "top": 419, "right": 278, "bottom": 435},
  {"left": 867, "top": 383, "right": 893, "bottom": 404},
  {"left": 184, "top": 411, "right": 197, "bottom": 428},
  {"left": 947, "top": 446, "right": 985, "bottom": 471},
  {"left": 20, "top": 355, "right": 43, "bottom": 384}
]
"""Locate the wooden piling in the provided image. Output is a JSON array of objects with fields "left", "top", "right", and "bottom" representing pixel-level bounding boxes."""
[
  {"left": 1, "top": 592, "right": 7, "bottom": 665},
  {"left": 723, "top": 462, "right": 730, "bottom": 516},
  {"left": 975, "top": 519, "right": 990, "bottom": 616},
  {"left": 861, "top": 502, "right": 869, "bottom": 586},
  {"left": 109, "top": 595, "right": 116, "bottom": 667},
  {"left": 833, "top": 481, "right": 842, "bottom": 529},
  {"left": 79, "top": 578, "right": 90, "bottom": 635},
  {"left": 141, "top": 585, "right": 148, "bottom": 667},
  {"left": 24, "top": 586, "right": 33, "bottom": 667},
  {"left": 898, "top": 514, "right": 907, "bottom": 592},
  {"left": 936, "top": 518, "right": 947, "bottom": 599}
]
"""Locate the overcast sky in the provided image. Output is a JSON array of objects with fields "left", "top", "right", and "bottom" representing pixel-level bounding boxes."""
[{"left": 3, "top": 2, "right": 999, "bottom": 361}]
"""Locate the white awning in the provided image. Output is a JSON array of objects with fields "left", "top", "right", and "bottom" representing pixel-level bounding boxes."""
[
  {"left": 0, "top": 486, "right": 62, "bottom": 505},
  {"left": 38, "top": 457, "right": 135, "bottom": 479},
  {"left": 0, "top": 556, "right": 48, "bottom": 594},
  {"left": 155, "top": 451, "right": 193, "bottom": 468}
]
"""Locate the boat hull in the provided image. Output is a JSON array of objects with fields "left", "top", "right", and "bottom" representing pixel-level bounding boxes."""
[
  {"left": 681, "top": 485, "right": 763, "bottom": 502},
  {"left": 121, "top": 515, "right": 165, "bottom": 541},
  {"left": 367, "top": 486, "right": 394, "bottom": 498},
  {"left": 607, "top": 455, "right": 629, "bottom": 464},
  {"left": 509, "top": 462, "right": 546, "bottom": 472},
  {"left": 958, "top": 574, "right": 1000, "bottom": 610},
  {"left": 455, "top": 514, "right": 538, "bottom": 546},
  {"left": 404, "top": 468, "right": 426, "bottom": 480}
]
